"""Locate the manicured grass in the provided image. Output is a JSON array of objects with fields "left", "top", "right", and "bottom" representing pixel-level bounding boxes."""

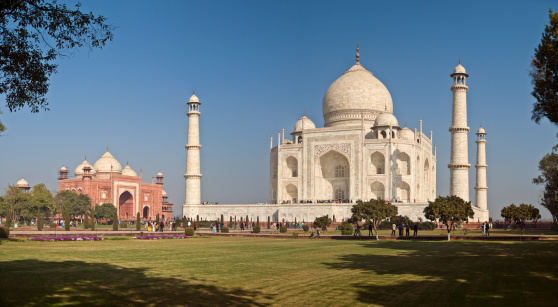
[{"left": 0, "top": 237, "right": 557, "bottom": 306}]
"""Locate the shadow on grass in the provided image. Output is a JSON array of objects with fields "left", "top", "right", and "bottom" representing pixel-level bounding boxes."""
[
  {"left": 324, "top": 241, "right": 558, "bottom": 306},
  {"left": 0, "top": 260, "right": 272, "bottom": 306}
]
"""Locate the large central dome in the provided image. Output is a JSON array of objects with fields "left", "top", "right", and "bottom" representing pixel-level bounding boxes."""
[{"left": 322, "top": 61, "right": 393, "bottom": 127}]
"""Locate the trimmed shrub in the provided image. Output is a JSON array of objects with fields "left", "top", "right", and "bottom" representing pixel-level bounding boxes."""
[
  {"left": 37, "top": 215, "right": 43, "bottom": 231},
  {"left": 292, "top": 232, "right": 298, "bottom": 238},
  {"left": 378, "top": 221, "right": 392, "bottom": 230},
  {"left": 185, "top": 227, "right": 195, "bottom": 236},
  {"left": 221, "top": 226, "right": 229, "bottom": 233},
  {"left": 0, "top": 227, "right": 9, "bottom": 238},
  {"left": 340, "top": 221, "right": 353, "bottom": 235},
  {"left": 64, "top": 210, "right": 70, "bottom": 231},
  {"left": 302, "top": 225, "right": 309, "bottom": 232},
  {"left": 419, "top": 222, "right": 436, "bottom": 230},
  {"left": 267, "top": 216, "right": 270, "bottom": 229},
  {"left": 113, "top": 211, "right": 118, "bottom": 231},
  {"left": 280, "top": 226, "right": 287, "bottom": 233},
  {"left": 253, "top": 225, "right": 261, "bottom": 233},
  {"left": 136, "top": 212, "right": 141, "bottom": 231},
  {"left": 551, "top": 223, "right": 558, "bottom": 231},
  {"left": 156, "top": 214, "right": 160, "bottom": 226},
  {"left": 91, "top": 219, "right": 96, "bottom": 230},
  {"left": 84, "top": 212, "right": 89, "bottom": 229},
  {"left": 121, "top": 222, "right": 128, "bottom": 228}
]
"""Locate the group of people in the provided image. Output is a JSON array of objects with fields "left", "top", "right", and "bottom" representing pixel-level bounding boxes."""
[
  {"left": 145, "top": 220, "right": 175, "bottom": 232},
  {"left": 391, "top": 222, "right": 419, "bottom": 237},
  {"left": 479, "top": 221, "right": 493, "bottom": 236}
]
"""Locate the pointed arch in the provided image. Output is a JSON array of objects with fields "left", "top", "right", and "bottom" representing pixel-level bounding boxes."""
[
  {"left": 370, "top": 181, "right": 385, "bottom": 200},
  {"left": 397, "top": 181, "right": 410, "bottom": 202},
  {"left": 370, "top": 152, "right": 385, "bottom": 175},
  {"left": 396, "top": 152, "right": 411, "bottom": 175}
]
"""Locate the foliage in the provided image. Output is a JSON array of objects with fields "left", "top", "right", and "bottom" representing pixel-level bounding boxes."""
[
  {"left": 156, "top": 214, "right": 160, "bottom": 226},
  {"left": 418, "top": 222, "right": 436, "bottom": 231},
  {"left": 340, "top": 221, "right": 353, "bottom": 235},
  {"left": 53, "top": 190, "right": 90, "bottom": 219},
  {"left": 253, "top": 225, "right": 261, "bottom": 233},
  {"left": 313, "top": 215, "right": 332, "bottom": 231},
  {"left": 350, "top": 199, "right": 398, "bottom": 239},
  {"left": 90, "top": 210, "right": 95, "bottom": 230},
  {"left": 378, "top": 221, "right": 392, "bottom": 230},
  {"left": 533, "top": 144, "right": 558, "bottom": 224},
  {"left": 136, "top": 212, "right": 141, "bottom": 231},
  {"left": 221, "top": 226, "right": 229, "bottom": 233},
  {"left": 121, "top": 222, "right": 128, "bottom": 228},
  {"left": 49, "top": 222, "right": 56, "bottom": 229},
  {"left": 302, "top": 225, "right": 309, "bottom": 232},
  {"left": 37, "top": 212, "right": 43, "bottom": 231},
  {"left": 63, "top": 208, "right": 70, "bottom": 231},
  {"left": 0, "top": 0, "right": 114, "bottom": 118},
  {"left": 391, "top": 215, "right": 413, "bottom": 226},
  {"left": 501, "top": 203, "right": 541, "bottom": 234},
  {"left": 0, "top": 226, "right": 9, "bottom": 238},
  {"left": 93, "top": 203, "right": 116, "bottom": 221},
  {"left": 29, "top": 184, "right": 54, "bottom": 217},
  {"left": 185, "top": 227, "right": 195, "bottom": 236},
  {"left": 292, "top": 233, "right": 298, "bottom": 238},
  {"left": 1, "top": 184, "right": 31, "bottom": 222},
  {"left": 530, "top": 10, "right": 558, "bottom": 128},
  {"left": 280, "top": 226, "right": 287, "bottom": 233},
  {"left": 29, "top": 236, "right": 102, "bottom": 241},
  {"left": 113, "top": 210, "right": 118, "bottom": 231},
  {"left": 423, "top": 195, "right": 474, "bottom": 240},
  {"left": 267, "top": 216, "right": 270, "bottom": 229}
]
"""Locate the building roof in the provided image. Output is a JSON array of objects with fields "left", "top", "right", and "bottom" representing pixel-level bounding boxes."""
[
  {"left": 75, "top": 159, "right": 96, "bottom": 176},
  {"left": 122, "top": 164, "right": 138, "bottom": 177},
  {"left": 374, "top": 112, "right": 399, "bottom": 127},
  {"left": 293, "top": 115, "right": 316, "bottom": 133},
  {"left": 453, "top": 63, "right": 466, "bottom": 74},
  {"left": 93, "top": 150, "right": 122, "bottom": 174},
  {"left": 16, "top": 177, "right": 29, "bottom": 188}
]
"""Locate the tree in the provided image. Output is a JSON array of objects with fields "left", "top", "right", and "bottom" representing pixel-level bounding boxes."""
[
  {"left": 530, "top": 10, "right": 558, "bottom": 128},
  {"left": 89, "top": 208, "right": 95, "bottom": 230},
  {"left": 501, "top": 203, "right": 541, "bottom": 235},
  {"left": 113, "top": 210, "right": 118, "bottom": 231},
  {"left": 63, "top": 207, "right": 70, "bottom": 231},
  {"left": 29, "top": 183, "right": 53, "bottom": 217},
  {"left": 54, "top": 190, "right": 77, "bottom": 217},
  {"left": 93, "top": 203, "right": 116, "bottom": 223},
  {"left": 0, "top": 0, "right": 114, "bottom": 126},
  {"left": 73, "top": 193, "right": 91, "bottom": 221},
  {"left": 83, "top": 211, "right": 89, "bottom": 229},
  {"left": 2, "top": 185, "right": 31, "bottom": 223},
  {"left": 313, "top": 215, "right": 332, "bottom": 232},
  {"left": 136, "top": 212, "right": 141, "bottom": 231},
  {"left": 350, "top": 199, "right": 398, "bottom": 240},
  {"left": 423, "top": 195, "right": 474, "bottom": 241},
  {"left": 533, "top": 144, "right": 558, "bottom": 225}
]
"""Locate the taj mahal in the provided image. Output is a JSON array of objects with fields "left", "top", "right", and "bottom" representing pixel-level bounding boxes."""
[{"left": 183, "top": 47, "right": 490, "bottom": 223}]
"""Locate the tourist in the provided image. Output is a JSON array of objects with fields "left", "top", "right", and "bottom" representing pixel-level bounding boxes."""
[
  {"left": 368, "top": 223, "right": 373, "bottom": 236},
  {"left": 187, "top": 220, "right": 191, "bottom": 228},
  {"left": 160, "top": 221, "right": 164, "bottom": 232},
  {"left": 193, "top": 222, "right": 197, "bottom": 231},
  {"left": 405, "top": 224, "right": 410, "bottom": 236},
  {"left": 398, "top": 223, "right": 403, "bottom": 237},
  {"left": 211, "top": 222, "right": 216, "bottom": 233},
  {"left": 391, "top": 223, "right": 396, "bottom": 236},
  {"left": 413, "top": 223, "right": 418, "bottom": 236},
  {"left": 485, "top": 222, "right": 490, "bottom": 236},
  {"left": 480, "top": 223, "right": 485, "bottom": 235}
]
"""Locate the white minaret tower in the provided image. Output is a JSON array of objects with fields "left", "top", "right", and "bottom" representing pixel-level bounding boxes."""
[
  {"left": 448, "top": 62, "right": 470, "bottom": 201},
  {"left": 184, "top": 92, "right": 202, "bottom": 207},
  {"left": 475, "top": 126, "right": 487, "bottom": 211}
]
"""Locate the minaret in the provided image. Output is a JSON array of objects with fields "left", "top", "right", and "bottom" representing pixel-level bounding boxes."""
[
  {"left": 475, "top": 126, "right": 487, "bottom": 210},
  {"left": 448, "top": 62, "right": 470, "bottom": 201},
  {"left": 184, "top": 92, "right": 202, "bottom": 206}
]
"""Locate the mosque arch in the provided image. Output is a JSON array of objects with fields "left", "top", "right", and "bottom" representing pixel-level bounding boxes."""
[
  {"left": 396, "top": 152, "right": 411, "bottom": 175},
  {"left": 315, "top": 150, "right": 350, "bottom": 201},
  {"left": 143, "top": 206, "right": 149, "bottom": 219},
  {"left": 285, "top": 184, "right": 298, "bottom": 202},
  {"left": 119, "top": 191, "right": 134, "bottom": 220},
  {"left": 370, "top": 152, "right": 385, "bottom": 175},
  {"left": 284, "top": 156, "right": 298, "bottom": 178},
  {"left": 397, "top": 181, "right": 410, "bottom": 202},
  {"left": 370, "top": 181, "right": 385, "bottom": 200}
]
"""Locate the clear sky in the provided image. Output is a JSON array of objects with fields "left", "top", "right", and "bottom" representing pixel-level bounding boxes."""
[{"left": 1, "top": 0, "right": 557, "bottom": 219}]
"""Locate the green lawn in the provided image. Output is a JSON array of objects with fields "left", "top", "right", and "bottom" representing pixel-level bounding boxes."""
[{"left": 1, "top": 237, "right": 557, "bottom": 306}]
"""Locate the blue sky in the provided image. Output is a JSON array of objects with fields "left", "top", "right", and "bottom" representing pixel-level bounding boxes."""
[{"left": 1, "top": 0, "right": 556, "bottom": 219}]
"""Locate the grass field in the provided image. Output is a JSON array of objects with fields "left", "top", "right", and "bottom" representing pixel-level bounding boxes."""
[{"left": 1, "top": 237, "right": 557, "bottom": 306}]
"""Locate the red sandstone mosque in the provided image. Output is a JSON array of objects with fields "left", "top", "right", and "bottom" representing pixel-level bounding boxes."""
[{"left": 58, "top": 149, "right": 173, "bottom": 221}]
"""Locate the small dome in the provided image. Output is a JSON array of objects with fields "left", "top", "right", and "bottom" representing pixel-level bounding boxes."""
[
  {"left": 293, "top": 115, "right": 316, "bottom": 133},
  {"left": 93, "top": 150, "right": 122, "bottom": 174},
  {"left": 453, "top": 63, "right": 466, "bottom": 74},
  {"left": 75, "top": 159, "right": 96, "bottom": 176},
  {"left": 122, "top": 164, "right": 138, "bottom": 177},
  {"left": 400, "top": 126, "right": 414, "bottom": 140},
  {"left": 374, "top": 113, "right": 399, "bottom": 127},
  {"left": 162, "top": 190, "right": 168, "bottom": 197},
  {"left": 189, "top": 93, "right": 199, "bottom": 103},
  {"left": 477, "top": 126, "right": 486, "bottom": 134},
  {"left": 60, "top": 166, "right": 67, "bottom": 171},
  {"left": 156, "top": 172, "right": 163, "bottom": 177},
  {"left": 16, "top": 178, "right": 29, "bottom": 188}
]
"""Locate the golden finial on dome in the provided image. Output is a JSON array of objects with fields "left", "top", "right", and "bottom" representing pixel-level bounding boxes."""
[
  {"left": 107, "top": 146, "right": 109, "bottom": 152},
  {"left": 356, "top": 43, "right": 360, "bottom": 64},
  {"left": 459, "top": 58, "right": 461, "bottom": 64},
  {"left": 303, "top": 110, "right": 306, "bottom": 117}
]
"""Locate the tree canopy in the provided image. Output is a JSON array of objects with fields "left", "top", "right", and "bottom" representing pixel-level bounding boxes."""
[
  {"left": 530, "top": 9, "right": 558, "bottom": 128},
  {"left": 0, "top": 0, "right": 114, "bottom": 132},
  {"left": 29, "top": 183, "right": 54, "bottom": 216},
  {"left": 313, "top": 215, "right": 332, "bottom": 231},
  {"left": 1, "top": 184, "right": 31, "bottom": 221},
  {"left": 423, "top": 195, "right": 474, "bottom": 240},
  {"left": 94, "top": 203, "right": 116, "bottom": 221},
  {"left": 501, "top": 203, "right": 541, "bottom": 234},
  {"left": 533, "top": 144, "right": 558, "bottom": 224},
  {"left": 350, "top": 199, "right": 398, "bottom": 240}
]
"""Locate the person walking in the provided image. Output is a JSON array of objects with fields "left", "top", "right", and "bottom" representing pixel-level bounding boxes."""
[
  {"left": 356, "top": 223, "right": 362, "bottom": 236},
  {"left": 481, "top": 223, "right": 485, "bottom": 236},
  {"left": 405, "top": 223, "right": 410, "bottom": 236},
  {"left": 368, "top": 223, "right": 373, "bottom": 236},
  {"left": 391, "top": 223, "right": 396, "bottom": 236},
  {"left": 193, "top": 221, "right": 197, "bottom": 231},
  {"left": 413, "top": 223, "right": 418, "bottom": 236},
  {"left": 398, "top": 223, "right": 403, "bottom": 237},
  {"left": 485, "top": 222, "right": 490, "bottom": 236}
]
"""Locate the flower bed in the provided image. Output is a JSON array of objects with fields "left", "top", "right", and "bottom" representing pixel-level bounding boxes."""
[
  {"left": 29, "top": 236, "right": 103, "bottom": 241},
  {"left": 135, "top": 235, "right": 189, "bottom": 240}
]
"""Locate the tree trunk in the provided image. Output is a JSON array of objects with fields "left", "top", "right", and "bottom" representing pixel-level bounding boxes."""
[{"left": 447, "top": 231, "right": 451, "bottom": 241}]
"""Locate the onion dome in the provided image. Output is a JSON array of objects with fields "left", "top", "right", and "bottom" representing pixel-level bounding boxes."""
[
  {"left": 374, "top": 112, "right": 399, "bottom": 127},
  {"left": 162, "top": 190, "right": 168, "bottom": 197},
  {"left": 453, "top": 63, "right": 466, "bottom": 74},
  {"left": 322, "top": 46, "right": 393, "bottom": 127},
  {"left": 122, "top": 163, "right": 138, "bottom": 177},
  {"left": 477, "top": 125, "right": 486, "bottom": 135},
  {"left": 399, "top": 125, "right": 414, "bottom": 140},
  {"left": 292, "top": 115, "right": 316, "bottom": 133},
  {"left": 156, "top": 172, "right": 163, "bottom": 178},
  {"left": 189, "top": 93, "right": 199, "bottom": 103},
  {"left": 60, "top": 166, "right": 67, "bottom": 172},
  {"left": 93, "top": 150, "right": 122, "bottom": 173},
  {"left": 16, "top": 178, "right": 29, "bottom": 188},
  {"left": 75, "top": 158, "right": 96, "bottom": 176}
]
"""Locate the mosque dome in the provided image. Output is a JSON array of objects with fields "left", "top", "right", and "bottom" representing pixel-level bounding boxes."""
[
  {"left": 399, "top": 126, "right": 414, "bottom": 140},
  {"left": 122, "top": 164, "right": 137, "bottom": 177},
  {"left": 293, "top": 115, "right": 316, "bottom": 133},
  {"left": 189, "top": 93, "right": 199, "bottom": 103},
  {"left": 453, "top": 63, "right": 466, "bottom": 74},
  {"left": 374, "top": 112, "right": 399, "bottom": 127},
  {"left": 156, "top": 172, "right": 163, "bottom": 177},
  {"left": 60, "top": 166, "right": 67, "bottom": 172},
  {"left": 93, "top": 150, "right": 122, "bottom": 173},
  {"left": 162, "top": 190, "right": 167, "bottom": 197},
  {"left": 477, "top": 126, "right": 486, "bottom": 134},
  {"left": 75, "top": 159, "right": 95, "bottom": 176},
  {"left": 322, "top": 59, "right": 393, "bottom": 127},
  {"left": 16, "top": 178, "right": 29, "bottom": 188}
]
